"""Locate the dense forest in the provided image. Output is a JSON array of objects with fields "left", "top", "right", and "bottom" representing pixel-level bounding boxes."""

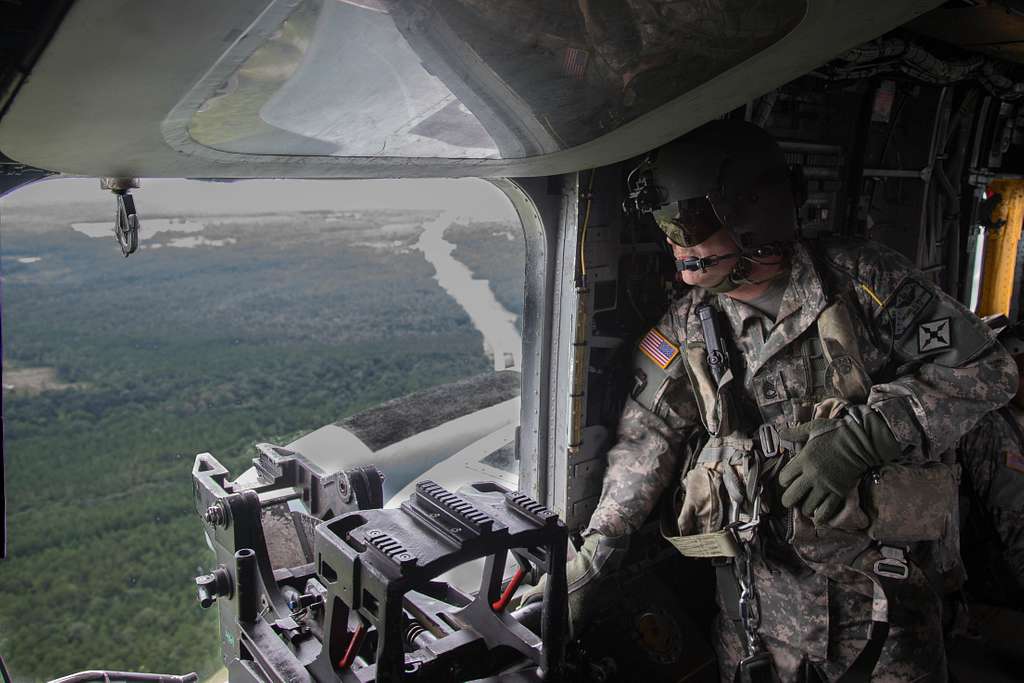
[{"left": 0, "top": 194, "right": 524, "bottom": 681}]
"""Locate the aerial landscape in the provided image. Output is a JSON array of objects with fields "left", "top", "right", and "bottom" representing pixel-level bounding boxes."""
[{"left": 0, "top": 178, "right": 525, "bottom": 681}]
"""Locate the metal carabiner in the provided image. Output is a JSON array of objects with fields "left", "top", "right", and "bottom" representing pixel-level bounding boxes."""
[
  {"left": 736, "top": 491, "right": 762, "bottom": 534},
  {"left": 101, "top": 178, "right": 141, "bottom": 257},
  {"left": 115, "top": 192, "right": 140, "bottom": 257}
]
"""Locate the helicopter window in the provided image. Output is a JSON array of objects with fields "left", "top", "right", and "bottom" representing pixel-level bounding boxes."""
[
  {"left": 0, "top": 176, "right": 526, "bottom": 679},
  {"left": 183, "top": 0, "right": 806, "bottom": 160}
]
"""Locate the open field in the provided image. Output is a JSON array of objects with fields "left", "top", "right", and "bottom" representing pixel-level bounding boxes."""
[{"left": 2, "top": 366, "right": 86, "bottom": 395}]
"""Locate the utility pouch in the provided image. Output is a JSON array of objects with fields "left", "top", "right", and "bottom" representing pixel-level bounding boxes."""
[
  {"left": 786, "top": 485, "right": 870, "bottom": 551},
  {"left": 863, "top": 463, "right": 957, "bottom": 544},
  {"left": 683, "top": 344, "right": 735, "bottom": 437},
  {"left": 662, "top": 436, "right": 757, "bottom": 558}
]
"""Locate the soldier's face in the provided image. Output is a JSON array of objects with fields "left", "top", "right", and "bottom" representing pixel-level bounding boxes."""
[{"left": 667, "top": 227, "right": 738, "bottom": 288}]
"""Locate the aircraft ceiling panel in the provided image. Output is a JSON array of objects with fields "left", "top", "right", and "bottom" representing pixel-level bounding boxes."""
[
  {"left": 0, "top": 0, "right": 944, "bottom": 179},
  {"left": 909, "top": 4, "right": 1024, "bottom": 65}
]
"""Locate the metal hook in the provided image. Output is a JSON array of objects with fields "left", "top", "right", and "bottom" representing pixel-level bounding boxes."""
[
  {"left": 115, "top": 193, "right": 140, "bottom": 257},
  {"left": 101, "top": 178, "right": 141, "bottom": 257}
]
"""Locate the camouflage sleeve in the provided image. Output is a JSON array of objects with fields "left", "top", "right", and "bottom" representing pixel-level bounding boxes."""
[
  {"left": 845, "top": 242, "right": 1019, "bottom": 460},
  {"left": 956, "top": 408, "right": 1024, "bottom": 601},
  {"left": 586, "top": 319, "right": 701, "bottom": 537}
]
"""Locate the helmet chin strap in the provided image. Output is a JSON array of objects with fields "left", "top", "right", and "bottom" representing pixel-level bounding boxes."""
[
  {"left": 673, "top": 242, "right": 785, "bottom": 274},
  {"left": 685, "top": 252, "right": 788, "bottom": 295},
  {"left": 674, "top": 241, "right": 788, "bottom": 293},
  {"left": 674, "top": 251, "right": 740, "bottom": 273},
  {"left": 705, "top": 257, "right": 751, "bottom": 294},
  {"left": 672, "top": 254, "right": 746, "bottom": 293}
]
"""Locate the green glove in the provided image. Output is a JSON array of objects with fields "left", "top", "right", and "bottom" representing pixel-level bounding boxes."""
[
  {"left": 517, "top": 532, "right": 628, "bottom": 635},
  {"left": 778, "top": 408, "right": 901, "bottom": 524}
]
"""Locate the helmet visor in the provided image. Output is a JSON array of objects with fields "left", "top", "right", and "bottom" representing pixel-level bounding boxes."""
[{"left": 652, "top": 197, "right": 723, "bottom": 247}]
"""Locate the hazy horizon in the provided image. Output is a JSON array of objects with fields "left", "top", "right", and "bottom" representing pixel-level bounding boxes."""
[{"left": 2, "top": 177, "right": 518, "bottom": 221}]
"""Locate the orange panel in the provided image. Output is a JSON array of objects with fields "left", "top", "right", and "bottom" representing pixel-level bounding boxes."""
[{"left": 979, "top": 180, "right": 1024, "bottom": 317}]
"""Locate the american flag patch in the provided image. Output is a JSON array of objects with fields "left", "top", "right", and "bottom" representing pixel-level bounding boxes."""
[
  {"left": 563, "top": 46, "right": 589, "bottom": 80},
  {"left": 639, "top": 328, "right": 680, "bottom": 369}
]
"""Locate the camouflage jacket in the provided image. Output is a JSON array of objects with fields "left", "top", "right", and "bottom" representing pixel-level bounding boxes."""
[
  {"left": 589, "top": 239, "right": 1018, "bottom": 538},
  {"left": 587, "top": 238, "right": 1018, "bottom": 667},
  {"left": 957, "top": 405, "right": 1024, "bottom": 607}
]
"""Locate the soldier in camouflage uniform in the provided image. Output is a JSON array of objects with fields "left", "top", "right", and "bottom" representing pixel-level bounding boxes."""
[
  {"left": 567, "top": 121, "right": 1018, "bottom": 682},
  {"left": 956, "top": 326, "right": 1024, "bottom": 610}
]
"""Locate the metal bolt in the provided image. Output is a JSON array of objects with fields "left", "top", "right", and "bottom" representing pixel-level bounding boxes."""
[
  {"left": 196, "top": 574, "right": 217, "bottom": 608},
  {"left": 195, "top": 566, "right": 232, "bottom": 608},
  {"left": 204, "top": 503, "right": 227, "bottom": 527},
  {"left": 337, "top": 474, "right": 352, "bottom": 503},
  {"left": 288, "top": 592, "right": 324, "bottom": 614}
]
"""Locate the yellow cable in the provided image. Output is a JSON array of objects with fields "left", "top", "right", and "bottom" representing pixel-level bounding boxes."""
[{"left": 859, "top": 282, "right": 885, "bottom": 308}]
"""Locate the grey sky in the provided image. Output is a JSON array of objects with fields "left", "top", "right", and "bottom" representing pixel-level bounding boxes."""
[{"left": 2, "top": 177, "right": 518, "bottom": 221}]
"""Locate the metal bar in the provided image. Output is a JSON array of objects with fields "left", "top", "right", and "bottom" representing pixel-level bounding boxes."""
[
  {"left": 842, "top": 82, "right": 879, "bottom": 236},
  {"left": 778, "top": 141, "right": 843, "bottom": 154},
  {"left": 970, "top": 97, "right": 993, "bottom": 172},
  {"left": 966, "top": 225, "right": 988, "bottom": 313},
  {"left": 48, "top": 672, "right": 198, "bottom": 683},
  {"left": 256, "top": 487, "right": 302, "bottom": 506},
  {"left": 494, "top": 177, "right": 565, "bottom": 508},
  {"left": 862, "top": 167, "right": 930, "bottom": 180},
  {"left": 235, "top": 548, "right": 258, "bottom": 623},
  {"left": 547, "top": 173, "right": 582, "bottom": 516}
]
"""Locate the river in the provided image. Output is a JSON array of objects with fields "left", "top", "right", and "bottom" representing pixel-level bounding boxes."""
[{"left": 413, "top": 210, "right": 522, "bottom": 372}]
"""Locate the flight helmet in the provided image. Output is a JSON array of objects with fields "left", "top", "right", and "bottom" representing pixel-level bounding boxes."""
[{"left": 627, "top": 120, "right": 798, "bottom": 252}]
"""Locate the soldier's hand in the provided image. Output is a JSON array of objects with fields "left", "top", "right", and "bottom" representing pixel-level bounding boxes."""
[
  {"left": 516, "top": 532, "right": 628, "bottom": 636},
  {"left": 778, "top": 408, "right": 901, "bottom": 524}
]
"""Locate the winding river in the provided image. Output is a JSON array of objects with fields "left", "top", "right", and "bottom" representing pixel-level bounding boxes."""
[{"left": 413, "top": 210, "right": 522, "bottom": 372}]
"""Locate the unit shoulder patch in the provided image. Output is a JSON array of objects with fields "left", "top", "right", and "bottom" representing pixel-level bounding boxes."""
[
  {"left": 638, "top": 327, "right": 680, "bottom": 369},
  {"left": 918, "top": 318, "right": 952, "bottom": 353},
  {"left": 886, "top": 278, "right": 935, "bottom": 339}
]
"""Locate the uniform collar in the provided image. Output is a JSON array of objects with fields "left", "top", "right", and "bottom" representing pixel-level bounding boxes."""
[{"left": 718, "top": 242, "right": 828, "bottom": 380}]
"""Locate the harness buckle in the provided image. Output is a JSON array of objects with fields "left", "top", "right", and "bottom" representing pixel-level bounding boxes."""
[
  {"left": 757, "top": 423, "right": 781, "bottom": 458},
  {"left": 873, "top": 546, "right": 909, "bottom": 580},
  {"left": 735, "top": 492, "right": 762, "bottom": 534}
]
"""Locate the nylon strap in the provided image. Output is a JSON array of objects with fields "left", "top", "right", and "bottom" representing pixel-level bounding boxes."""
[
  {"left": 665, "top": 529, "right": 740, "bottom": 558},
  {"left": 836, "top": 620, "right": 889, "bottom": 683},
  {"left": 802, "top": 545, "right": 907, "bottom": 682},
  {"left": 715, "top": 560, "right": 747, "bottom": 647}
]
